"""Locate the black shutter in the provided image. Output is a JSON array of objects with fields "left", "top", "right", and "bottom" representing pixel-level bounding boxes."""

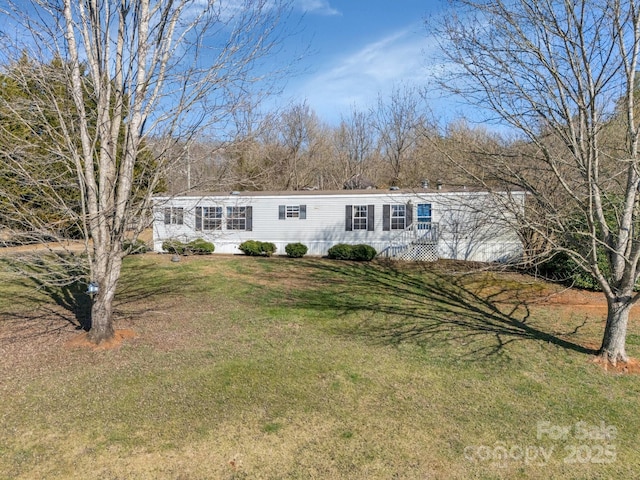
[
  {"left": 383, "top": 204, "right": 390, "bottom": 231},
  {"left": 195, "top": 207, "right": 202, "bottom": 231},
  {"left": 246, "top": 206, "right": 253, "bottom": 231},
  {"left": 367, "top": 205, "right": 375, "bottom": 231},
  {"left": 278, "top": 205, "right": 286, "bottom": 220},
  {"left": 300, "top": 205, "right": 307, "bottom": 219},
  {"left": 345, "top": 205, "right": 353, "bottom": 231},
  {"left": 406, "top": 202, "right": 413, "bottom": 227}
]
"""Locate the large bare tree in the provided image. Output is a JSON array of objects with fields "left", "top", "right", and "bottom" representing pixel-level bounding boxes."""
[
  {"left": 373, "top": 85, "right": 426, "bottom": 187},
  {"left": 333, "top": 105, "right": 377, "bottom": 187},
  {"left": 0, "top": 0, "right": 293, "bottom": 343},
  {"left": 436, "top": 0, "right": 640, "bottom": 364}
]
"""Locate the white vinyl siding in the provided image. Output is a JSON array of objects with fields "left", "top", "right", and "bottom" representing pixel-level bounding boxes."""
[{"left": 152, "top": 190, "right": 525, "bottom": 262}]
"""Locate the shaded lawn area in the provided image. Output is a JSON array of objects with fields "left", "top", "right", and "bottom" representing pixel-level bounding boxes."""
[{"left": 0, "top": 254, "right": 639, "bottom": 479}]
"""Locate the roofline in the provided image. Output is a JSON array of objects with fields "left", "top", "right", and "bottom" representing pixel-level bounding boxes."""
[{"left": 155, "top": 186, "right": 525, "bottom": 199}]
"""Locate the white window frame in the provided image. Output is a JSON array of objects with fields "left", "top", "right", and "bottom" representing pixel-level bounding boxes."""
[
  {"left": 164, "top": 207, "right": 184, "bottom": 225},
  {"left": 391, "top": 204, "right": 406, "bottom": 230},
  {"left": 279, "top": 204, "right": 307, "bottom": 220},
  {"left": 227, "top": 206, "right": 247, "bottom": 230},
  {"left": 353, "top": 205, "right": 368, "bottom": 230},
  {"left": 203, "top": 206, "right": 222, "bottom": 230},
  {"left": 286, "top": 205, "right": 300, "bottom": 218}
]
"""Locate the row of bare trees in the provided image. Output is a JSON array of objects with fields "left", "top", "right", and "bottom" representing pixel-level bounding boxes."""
[{"left": 162, "top": 87, "right": 498, "bottom": 194}]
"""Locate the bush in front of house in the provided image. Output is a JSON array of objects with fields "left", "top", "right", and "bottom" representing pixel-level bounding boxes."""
[
  {"left": 285, "top": 242, "right": 308, "bottom": 258},
  {"left": 351, "top": 244, "right": 377, "bottom": 261},
  {"left": 327, "top": 243, "right": 377, "bottom": 261},
  {"left": 260, "top": 242, "right": 277, "bottom": 257},
  {"left": 535, "top": 251, "right": 603, "bottom": 290},
  {"left": 123, "top": 238, "right": 149, "bottom": 255},
  {"left": 238, "top": 240, "right": 261, "bottom": 256},
  {"left": 186, "top": 238, "right": 215, "bottom": 255},
  {"left": 327, "top": 243, "right": 353, "bottom": 260},
  {"left": 162, "top": 239, "right": 187, "bottom": 255},
  {"left": 239, "top": 240, "right": 276, "bottom": 257},
  {"left": 162, "top": 238, "right": 215, "bottom": 255}
]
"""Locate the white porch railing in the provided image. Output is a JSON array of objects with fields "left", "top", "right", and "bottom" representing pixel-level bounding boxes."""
[{"left": 378, "top": 222, "right": 439, "bottom": 260}]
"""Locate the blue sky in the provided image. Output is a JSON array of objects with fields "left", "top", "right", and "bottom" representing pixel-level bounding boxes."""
[
  {"left": 0, "top": 0, "right": 457, "bottom": 127},
  {"left": 275, "top": 0, "right": 453, "bottom": 125}
]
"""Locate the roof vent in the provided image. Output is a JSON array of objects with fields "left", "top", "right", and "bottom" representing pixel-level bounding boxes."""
[
  {"left": 389, "top": 186, "right": 400, "bottom": 191},
  {"left": 230, "top": 191, "right": 240, "bottom": 195}
]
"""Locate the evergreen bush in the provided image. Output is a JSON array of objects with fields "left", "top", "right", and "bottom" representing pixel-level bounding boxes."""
[
  {"left": 162, "top": 238, "right": 215, "bottom": 255},
  {"left": 327, "top": 243, "right": 376, "bottom": 261},
  {"left": 162, "top": 239, "right": 186, "bottom": 255},
  {"left": 285, "top": 242, "right": 308, "bottom": 258},
  {"left": 239, "top": 240, "right": 276, "bottom": 257},
  {"left": 327, "top": 243, "right": 353, "bottom": 260},
  {"left": 351, "top": 244, "right": 377, "bottom": 261},
  {"left": 123, "top": 238, "right": 149, "bottom": 255},
  {"left": 186, "top": 238, "right": 215, "bottom": 255},
  {"left": 261, "top": 242, "right": 277, "bottom": 257},
  {"left": 537, "top": 251, "right": 603, "bottom": 290}
]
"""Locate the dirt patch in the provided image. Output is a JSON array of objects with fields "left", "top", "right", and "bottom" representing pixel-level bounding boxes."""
[
  {"left": 534, "top": 288, "right": 640, "bottom": 322},
  {"left": 542, "top": 288, "right": 607, "bottom": 306},
  {"left": 590, "top": 356, "right": 640, "bottom": 374},
  {"left": 65, "top": 329, "right": 136, "bottom": 350}
]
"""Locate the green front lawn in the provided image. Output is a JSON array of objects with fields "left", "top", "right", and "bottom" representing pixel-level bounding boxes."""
[{"left": 0, "top": 255, "right": 638, "bottom": 479}]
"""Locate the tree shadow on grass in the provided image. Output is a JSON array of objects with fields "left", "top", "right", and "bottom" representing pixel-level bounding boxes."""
[
  {"left": 0, "top": 254, "right": 92, "bottom": 338},
  {"left": 0, "top": 254, "right": 176, "bottom": 342},
  {"left": 294, "top": 259, "right": 598, "bottom": 360}
]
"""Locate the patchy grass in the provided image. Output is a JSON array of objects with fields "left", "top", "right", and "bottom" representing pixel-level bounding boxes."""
[{"left": 1, "top": 254, "right": 639, "bottom": 479}]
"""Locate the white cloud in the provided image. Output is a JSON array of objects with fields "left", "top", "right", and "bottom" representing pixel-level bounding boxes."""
[
  {"left": 290, "top": 25, "right": 440, "bottom": 123},
  {"left": 296, "top": 0, "right": 341, "bottom": 16}
]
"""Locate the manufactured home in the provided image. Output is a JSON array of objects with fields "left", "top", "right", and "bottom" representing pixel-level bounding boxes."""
[{"left": 152, "top": 187, "right": 525, "bottom": 262}]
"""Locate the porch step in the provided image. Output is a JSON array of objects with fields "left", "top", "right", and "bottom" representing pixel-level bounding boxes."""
[{"left": 378, "top": 222, "right": 439, "bottom": 261}]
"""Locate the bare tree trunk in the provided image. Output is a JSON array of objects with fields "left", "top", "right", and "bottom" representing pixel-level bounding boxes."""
[
  {"left": 86, "top": 243, "right": 123, "bottom": 343},
  {"left": 600, "top": 298, "right": 631, "bottom": 364},
  {"left": 89, "top": 289, "right": 116, "bottom": 343}
]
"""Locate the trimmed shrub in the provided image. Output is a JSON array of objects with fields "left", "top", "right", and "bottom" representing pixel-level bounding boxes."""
[
  {"left": 285, "top": 242, "right": 308, "bottom": 258},
  {"left": 327, "top": 243, "right": 353, "bottom": 260},
  {"left": 327, "top": 243, "right": 377, "bottom": 261},
  {"left": 239, "top": 240, "right": 276, "bottom": 257},
  {"left": 351, "top": 244, "right": 377, "bottom": 261},
  {"left": 123, "top": 238, "right": 149, "bottom": 255},
  {"left": 162, "top": 239, "right": 187, "bottom": 255},
  {"left": 186, "top": 238, "right": 215, "bottom": 255},
  {"left": 238, "top": 240, "right": 261, "bottom": 256},
  {"left": 536, "top": 251, "right": 602, "bottom": 290},
  {"left": 261, "top": 242, "right": 277, "bottom": 257},
  {"left": 162, "top": 238, "right": 214, "bottom": 255}
]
